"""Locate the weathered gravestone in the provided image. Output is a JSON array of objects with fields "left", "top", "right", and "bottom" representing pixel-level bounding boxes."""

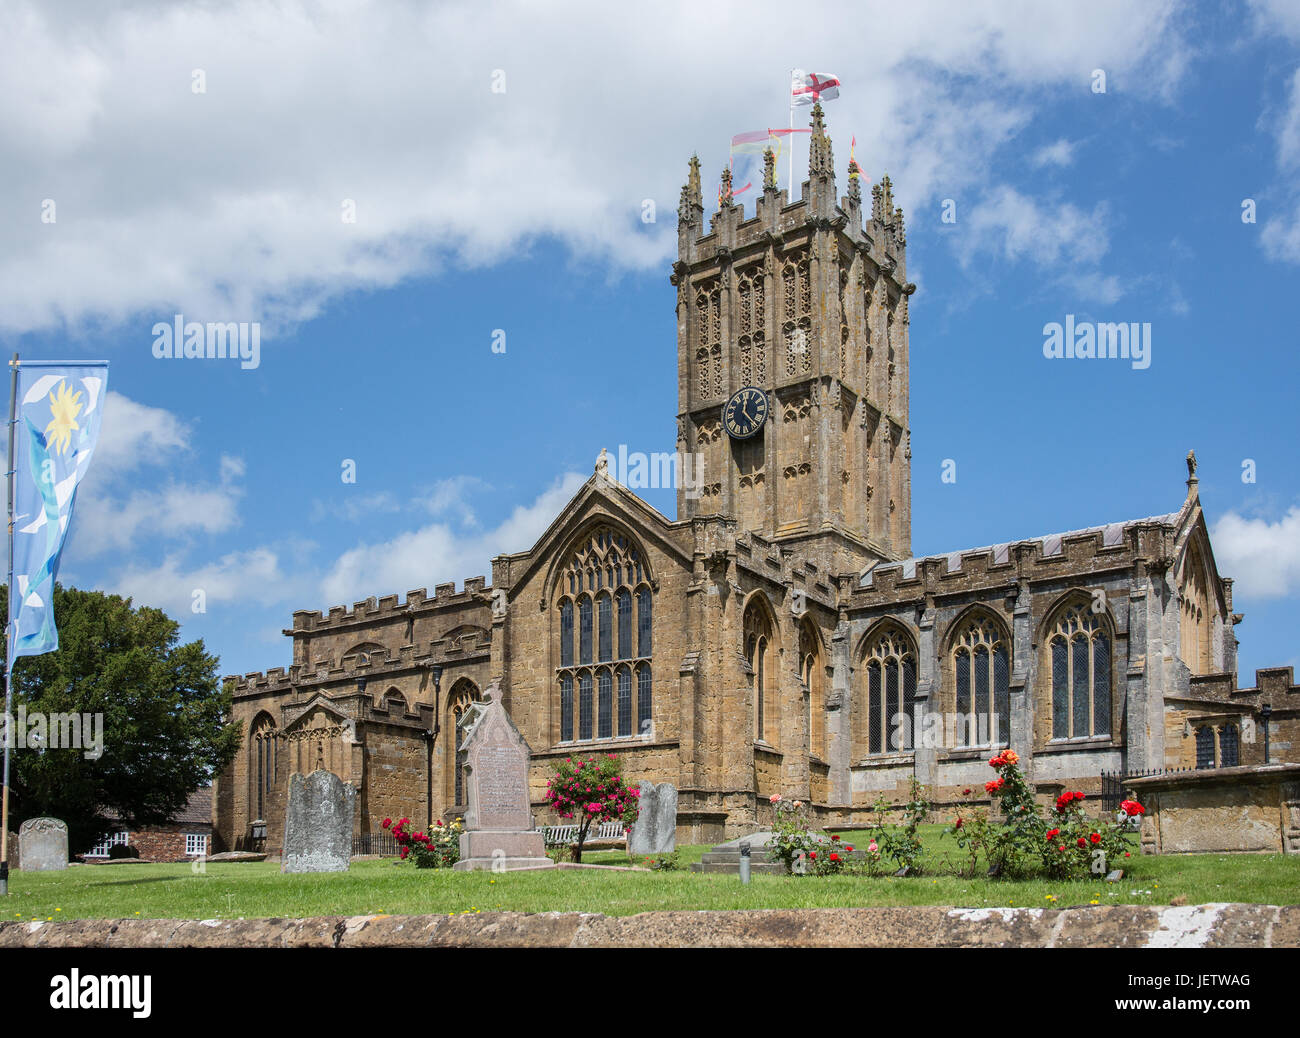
[
  {"left": 18, "top": 817, "right": 67, "bottom": 871},
  {"left": 453, "top": 683, "right": 554, "bottom": 871},
  {"left": 628, "top": 781, "right": 678, "bottom": 855},
  {"left": 281, "top": 769, "right": 355, "bottom": 873}
]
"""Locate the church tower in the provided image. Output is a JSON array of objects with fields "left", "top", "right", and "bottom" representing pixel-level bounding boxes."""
[{"left": 673, "top": 103, "right": 914, "bottom": 573}]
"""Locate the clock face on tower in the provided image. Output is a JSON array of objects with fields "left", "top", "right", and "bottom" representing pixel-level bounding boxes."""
[{"left": 722, "top": 386, "right": 769, "bottom": 440}]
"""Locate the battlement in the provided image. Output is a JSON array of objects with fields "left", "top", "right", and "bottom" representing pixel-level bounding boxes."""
[
  {"left": 734, "top": 530, "right": 834, "bottom": 604},
  {"left": 225, "top": 641, "right": 443, "bottom": 695},
  {"left": 676, "top": 103, "right": 907, "bottom": 282},
  {"left": 289, "top": 576, "right": 491, "bottom": 633},
  {"left": 854, "top": 511, "right": 1180, "bottom": 600}
]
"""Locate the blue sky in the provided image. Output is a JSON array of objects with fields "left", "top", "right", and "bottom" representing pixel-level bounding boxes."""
[{"left": 3, "top": 0, "right": 1298, "bottom": 683}]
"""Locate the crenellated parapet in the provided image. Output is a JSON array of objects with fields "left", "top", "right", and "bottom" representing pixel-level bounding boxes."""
[
  {"left": 853, "top": 511, "right": 1184, "bottom": 605},
  {"left": 288, "top": 576, "right": 491, "bottom": 634}
]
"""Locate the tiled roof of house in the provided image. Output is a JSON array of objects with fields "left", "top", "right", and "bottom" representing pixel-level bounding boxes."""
[{"left": 102, "top": 786, "right": 213, "bottom": 828}]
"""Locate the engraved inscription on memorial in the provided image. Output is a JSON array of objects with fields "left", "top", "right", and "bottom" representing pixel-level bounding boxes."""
[{"left": 477, "top": 746, "right": 526, "bottom": 815}]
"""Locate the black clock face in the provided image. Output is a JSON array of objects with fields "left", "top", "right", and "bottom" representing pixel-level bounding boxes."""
[{"left": 722, "top": 386, "right": 769, "bottom": 440}]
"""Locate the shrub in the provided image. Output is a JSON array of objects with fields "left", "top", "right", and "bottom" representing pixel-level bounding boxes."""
[
  {"left": 768, "top": 794, "right": 816, "bottom": 874},
  {"left": 972, "top": 751, "right": 1142, "bottom": 880},
  {"left": 872, "top": 778, "right": 930, "bottom": 874},
  {"left": 383, "top": 816, "right": 461, "bottom": 868},
  {"left": 544, "top": 755, "right": 640, "bottom": 862},
  {"left": 640, "top": 850, "right": 682, "bottom": 871}
]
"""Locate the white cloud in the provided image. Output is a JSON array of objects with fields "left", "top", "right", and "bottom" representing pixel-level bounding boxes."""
[
  {"left": 1261, "top": 203, "right": 1300, "bottom": 262},
  {"left": 1247, "top": 0, "right": 1300, "bottom": 40},
  {"left": 0, "top": 0, "right": 1190, "bottom": 335},
  {"left": 421, "top": 475, "right": 489, "bottom": 526},
  {"left": 309, "top": 490, "right": 404, "bottom": 524},
  {"left": 1211, "top": 506, "right": 1300, "bottom": 599},
  {"left": 1275, "top": 68, "right": 1300, "bottom": 169},
  {"left": 219, "top": 455, "right": 246, "bottom": 483},
  {"left": 75, "top": 481, "right": 243, "bottom": 555},
  {"left": 319, "top": 471, "right": 586, "bottom": 606},
  {"left": 958, "top": 186, "right": 1117, "bottom": 299},
  {"left": 112, "top": 546, "right": 291, "bottom": 616},
  {"left": 90, "top": 390, "right": 190, "bottom": 475},
  {"left": 1030, "top": 138, "right": 1077, "bottom": 168}
]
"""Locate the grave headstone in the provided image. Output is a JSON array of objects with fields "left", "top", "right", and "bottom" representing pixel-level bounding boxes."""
[
  {"left": 628, "top": 781, "right": 677, "bottom": 855},
  {"left": 453, "top": 683, "right": 554, "bottom": 871},
  {"left": 281, "top": 769, "right": 355, "bottom": 873},
  {"left": 18, "top": 817, "right": 67, "bottom": 871}
]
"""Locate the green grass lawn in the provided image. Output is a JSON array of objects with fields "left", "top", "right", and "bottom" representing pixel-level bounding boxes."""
[{"left": 6, "top": 825, "right": 1297, "bottom": 921}]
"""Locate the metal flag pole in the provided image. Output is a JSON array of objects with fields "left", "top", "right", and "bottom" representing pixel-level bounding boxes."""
[
  {"left": 788, "top": 69, "right": 795, "bottom": 199},
  {"left": 1, "top": 352, "right": 17, "bottom": 896}
]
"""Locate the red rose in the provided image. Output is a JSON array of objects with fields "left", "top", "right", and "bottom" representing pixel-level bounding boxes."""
[
  {"left": 1089, "top": 832, "right": 1101, "bottom": 845},
  {"left": 382, "top": 818, "right": 391, "bottom": 829},
  {"left": 955, "top": 817, "right": 964, "bottom": 829},
  {"left": 1057, "top": 845, "right": 1065, "bottom": 852},
  {"left": 831, "top": 834, "right": 840, "bottom": 842},
  {"left": 1077, "top": 837, "right": 1086, "bottom": 847},
  {"left": 963, "top": 788, "right": 972, "bottom": 796},
  {"left": 1046, "top": 828, "right": 1060, "bottom": 840},
  {"left": 809, "top": 852, "right": 816, "bottom": 860},
  {"left": 829, "top": 853, "right": 840, "bottom": 862}
]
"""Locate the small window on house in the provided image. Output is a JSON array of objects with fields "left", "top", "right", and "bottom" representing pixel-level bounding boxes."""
[
  {"left": 186, "top": 833, "right": 208, "bottom": 857},
  {"left": 87, "top": 831, "right": 129, "bottom": 858}
]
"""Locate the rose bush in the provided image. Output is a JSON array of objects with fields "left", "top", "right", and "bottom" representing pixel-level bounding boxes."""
[
  {"left": 383, "top": 815, "right": 461, "bottom": 869},
  {"left": 544, "top": 754, "right": 640, "bottom": 862}
]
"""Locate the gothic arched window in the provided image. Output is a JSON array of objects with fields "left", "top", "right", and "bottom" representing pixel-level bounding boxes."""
[
  {"left": 744, "top": 598, "right": 778, "bottom": 745},
  {"left": 951, "top": 614, "right": 1010, "bottom": 748},
  {"left": 1046, "top": 601, "right": 1112, "bottom": 741},
  {"left": 556, "top": 526, "right": 654, "bottom": 743},
  {"left": 1179, "top": 542, "right": 1213, "bottom": 675},
  {"left": 637, "top": 666, "right": 653, "bottom": 736},
  {"left": 800, "top": 620, "right": 824, "bottom": 760},
  {"left": 448, "top": 680, "right": 481, "bottom": 807},
  {"left": 858, "top": 624, "right": 916, "bottom": 756},
  {"left": 249, "top": 714, "right": 277, "bottom": 822}
]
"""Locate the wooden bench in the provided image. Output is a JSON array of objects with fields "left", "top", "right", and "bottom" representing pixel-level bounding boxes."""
[{"left": 539, "top": 821, "right": 627, "bottom": 849}]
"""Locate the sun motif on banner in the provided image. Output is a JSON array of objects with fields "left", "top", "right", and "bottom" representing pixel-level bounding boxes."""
[{"left": 43, "top": 379, "right": 84, "bottom": 455}]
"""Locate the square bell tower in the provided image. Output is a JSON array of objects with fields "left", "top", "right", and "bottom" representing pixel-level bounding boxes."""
[{"left": 672, "top": 103, "right": 914, "bottom": 574}]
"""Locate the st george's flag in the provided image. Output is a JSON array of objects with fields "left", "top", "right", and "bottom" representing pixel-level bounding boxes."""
[
  {"left": 8, "top": 361, "right": 108, "bottom": 664},
  {"left": 790, "top": 70, "right": 841, "bottom": 105}
]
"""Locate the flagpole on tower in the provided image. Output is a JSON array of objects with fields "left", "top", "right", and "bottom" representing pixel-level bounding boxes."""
[
  {"left": 1, "top": 352, "right": 18, "bottom": 896},
  {"left": 788, "top": 69, "right": 795, "bottom": 199}
]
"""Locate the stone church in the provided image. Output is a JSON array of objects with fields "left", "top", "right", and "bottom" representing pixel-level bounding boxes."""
[{"left": 215, "top": 104, "right": 1296, "bottom": 851}]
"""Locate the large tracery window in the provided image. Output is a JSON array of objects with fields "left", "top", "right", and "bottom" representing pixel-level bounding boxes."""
[
  {"left": 951, "top": 614, "right": 1010, "bottom": 748},
  {"left": 859, "top": 624, "right": 917, "bottom": 756},
  {"left": 1047, "top": 601, "right": 1113, "bottom": 740},
  {"left": 555, "top": 526, "right": 654, "bottom": 743}
]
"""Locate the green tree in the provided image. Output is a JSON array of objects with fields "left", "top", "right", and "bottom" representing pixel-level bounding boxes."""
[{"left": 0, "top": 584, "right": 241, "bottom": 852}]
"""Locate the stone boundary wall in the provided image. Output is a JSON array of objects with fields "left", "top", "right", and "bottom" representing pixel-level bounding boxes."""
[{"left": 0, "top": 904, "right": 1295, "bottom": 948}]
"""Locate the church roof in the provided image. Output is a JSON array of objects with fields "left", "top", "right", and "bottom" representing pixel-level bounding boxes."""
[{"left": 857, "top": 510, "right": 1182, "bottom": 588}]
